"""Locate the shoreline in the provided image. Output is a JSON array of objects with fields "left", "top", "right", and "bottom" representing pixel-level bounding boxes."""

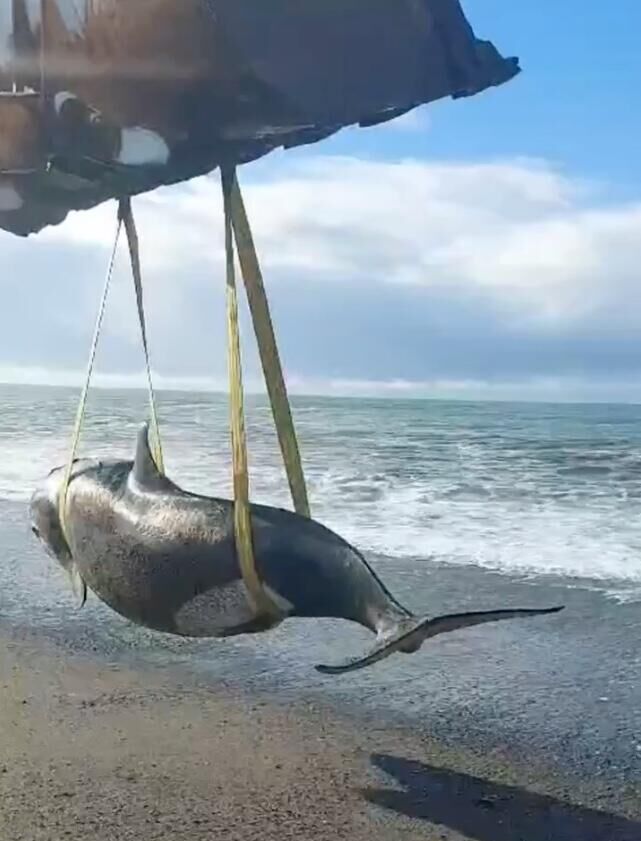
[{"left": 2, "top": 629, "right": 640, "bottom": 840}]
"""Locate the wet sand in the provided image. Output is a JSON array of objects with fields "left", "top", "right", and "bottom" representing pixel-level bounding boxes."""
[{"left": 2, "top": 630, "right": 640, "bottom": 841}]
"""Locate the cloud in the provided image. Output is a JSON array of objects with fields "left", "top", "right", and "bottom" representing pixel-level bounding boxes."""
[{"left": 0, "top": 153, "right": 640, "bottom": 400}]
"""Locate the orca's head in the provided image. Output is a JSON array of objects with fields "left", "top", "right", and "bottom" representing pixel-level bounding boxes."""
[
  {"left": 29, "top": 460, "right": 96, "bottom": 606},
  {"left": 29, "top": 465, "right": 73, "bottom": 570}
]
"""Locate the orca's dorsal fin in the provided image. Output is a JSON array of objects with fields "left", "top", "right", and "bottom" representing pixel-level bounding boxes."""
[{"left": 132, "top": 422, "right": 165, "bottom": 490}]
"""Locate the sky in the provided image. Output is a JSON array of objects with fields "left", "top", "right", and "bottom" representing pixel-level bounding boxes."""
[{"left": 1, "top": 1, "right": 641, "bottom": 402}]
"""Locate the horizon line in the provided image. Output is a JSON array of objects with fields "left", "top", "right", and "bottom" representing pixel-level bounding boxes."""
[{"left": 1, "top": 378, "right": 641, "bottom": 408}]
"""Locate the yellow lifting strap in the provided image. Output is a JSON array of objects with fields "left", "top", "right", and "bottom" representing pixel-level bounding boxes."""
[
  {"left": 119, "top": 198, "right": 165, "bottom": 474},
  {"left": 58, "top": 199, "right": 164, "bottom": 550},
  {"left": 58, "top": 212, "right": 122, "bottom": 548},
  {"left": 227, "top": 171, "right": 311, "bottom": 520},
  {"left": 222, "top": 165, "right": 313, "bottom": 621},
  {"left": 221, "top": 168, "right": 282, "bottom": 622}
]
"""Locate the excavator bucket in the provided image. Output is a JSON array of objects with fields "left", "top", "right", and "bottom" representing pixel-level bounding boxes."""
[{"left": 0, "top": 0, "right": 519, "bottom": 237}]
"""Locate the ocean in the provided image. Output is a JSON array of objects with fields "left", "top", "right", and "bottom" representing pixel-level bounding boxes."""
[
  {"left": 1, "top": 384, "right": 640, "bottom": 780},
  {"left": 3, "top": 383, "right": 641, "bottom": 597}
]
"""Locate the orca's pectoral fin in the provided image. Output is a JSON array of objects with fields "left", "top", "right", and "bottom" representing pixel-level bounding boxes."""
[{"left": 315, "top": 605, "right": 564, "bottom": 676}]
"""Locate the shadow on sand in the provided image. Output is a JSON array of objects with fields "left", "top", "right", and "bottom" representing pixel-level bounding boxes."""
[{"left": 362, "top": 754, "right": 640, "bottom": 841}]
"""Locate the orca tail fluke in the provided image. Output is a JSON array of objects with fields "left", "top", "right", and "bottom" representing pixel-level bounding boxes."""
[{"left": 315, "top": 605, "right": 564, "bottom": 676}]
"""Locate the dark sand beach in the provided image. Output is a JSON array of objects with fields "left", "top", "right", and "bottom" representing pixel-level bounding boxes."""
[{"left": 2, "top": 629, "right": 640, "bottom": 841}]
